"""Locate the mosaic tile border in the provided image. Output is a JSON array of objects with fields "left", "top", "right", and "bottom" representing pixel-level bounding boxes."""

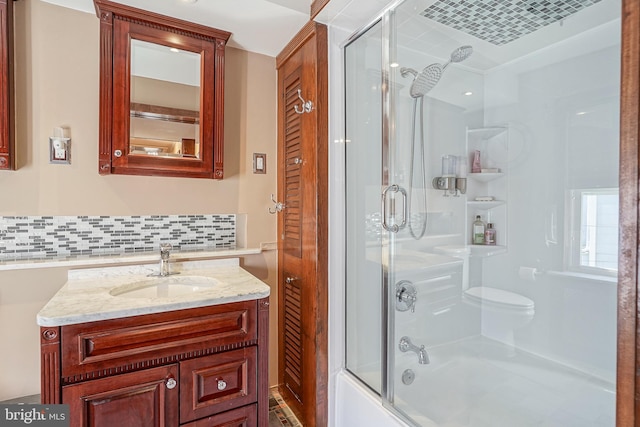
[
  {"left": 0, "top": 215, "right": 235, "bottom": 261},
  {"left": 421, "top": 0, "right": 602, "bottom": 46}
]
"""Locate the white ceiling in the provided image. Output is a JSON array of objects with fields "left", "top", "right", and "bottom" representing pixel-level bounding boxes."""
[{"left": 40, "top": 0, "right": 312, "bottom": 57}]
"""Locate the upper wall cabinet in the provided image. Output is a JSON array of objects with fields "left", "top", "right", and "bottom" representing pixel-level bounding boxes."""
[
  {"left": 0, "top": 0, "right": 15, "bottom": 170},
  {"left": 94, "top": 0, "right": 231, "bottom": 179}
]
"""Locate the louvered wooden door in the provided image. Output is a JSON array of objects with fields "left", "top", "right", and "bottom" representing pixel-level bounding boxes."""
[
  {"left": 276, "top": 22, "right": 328, "bottom": 427},
  {"left": 281, "top": 69, "right": 304, "bottom": 402}
]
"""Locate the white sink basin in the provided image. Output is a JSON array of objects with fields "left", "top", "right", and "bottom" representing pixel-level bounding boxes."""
[{"left": 109, "top": 275, "right": 220, "bottom": 298}]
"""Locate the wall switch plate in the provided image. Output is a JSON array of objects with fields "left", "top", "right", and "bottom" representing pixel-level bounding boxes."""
[
  {"left": 253, "top": 153, "right": 266, "bottom": 174},
  {"left": 49, "top": 137, "right": 71, "bottom": 164}
]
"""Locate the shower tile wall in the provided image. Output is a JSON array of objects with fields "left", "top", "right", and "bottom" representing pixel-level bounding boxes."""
[
  {"left": 0, "top": 215, "right": 235, "bottom": 261},
  {"left": 482, "top": 20, "right": 619, "bottom": 383},
  {"left": 421, "top": 0, "right": 603, "bottom": 46}
]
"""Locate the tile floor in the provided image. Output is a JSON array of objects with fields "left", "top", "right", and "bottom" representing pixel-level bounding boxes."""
[
  {"left": 269, "top": 388, "right": 303, "bottom": 427},
  {"left": 0, "top": 394, "right": 40, "bottom": 404}
]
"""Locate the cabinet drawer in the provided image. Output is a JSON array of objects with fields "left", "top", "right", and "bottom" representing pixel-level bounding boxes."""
[
  {"left": 180, "top": 347, "right": 257, "bottom": 423},
  {"left": 61, "top": 302, "right": 257, "bottom": 379},
  {"left": 181, "top": 404, "right": 257, "bottom": 427}
]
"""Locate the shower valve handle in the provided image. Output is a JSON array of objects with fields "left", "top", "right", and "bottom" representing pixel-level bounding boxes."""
[
  {"left": 401, "top": 292, "right": 417, "bottom": 313},
  {"left": 396, "top": 281, "right": 417, "bottom": 312}
]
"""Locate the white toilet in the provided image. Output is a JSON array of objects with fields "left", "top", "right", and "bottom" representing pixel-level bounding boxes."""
[
  {"left": 434, "top": 245, "right": 535, "bottom": 347},
  {"left": 463, "top": 285, "right": 535, "bottom": 345}
]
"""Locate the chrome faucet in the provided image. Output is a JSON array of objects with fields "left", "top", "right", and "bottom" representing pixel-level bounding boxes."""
[
  {"left": 399, "top": 336, "right": 430, "bottom": 365},
  {"left": 158, "top": 243, "right": 177, "bottom": 277}
]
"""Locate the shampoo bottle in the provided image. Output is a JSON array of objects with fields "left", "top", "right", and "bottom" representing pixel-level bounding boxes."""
[
  {"left": 472, "top": 215, "right": 485, "bottom": 245},
  {"left": 485, "top": 223, "right": 496, "bottom": 245}
]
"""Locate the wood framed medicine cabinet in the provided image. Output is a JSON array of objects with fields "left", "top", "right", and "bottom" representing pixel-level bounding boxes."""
[
  {"left": 94, "top": 0, "right": 230, "bottom": 179},
  {"left": 0, "top": 0, "right": 15, "bottom": 170}
]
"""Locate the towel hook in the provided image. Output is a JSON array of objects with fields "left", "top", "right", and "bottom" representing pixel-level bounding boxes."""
[
  {"left": 269, "top": 194, "right": 285, "bottom": 214},
  {"left": 294, "top": 89, "right": 314, "bottom": 114}
]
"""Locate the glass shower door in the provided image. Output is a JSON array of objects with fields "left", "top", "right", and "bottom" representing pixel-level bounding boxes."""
[
  {"left": 382, "top": 5, "right": 472, "bottom": 424},
  {"left": 344, "top": 18, "right": 385, "bottom": 394}
]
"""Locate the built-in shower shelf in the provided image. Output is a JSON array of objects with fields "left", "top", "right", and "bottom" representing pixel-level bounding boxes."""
[
  {"left": 468, "top": 172, "right": 504, "bottom": 182},
  {"left": 466, "top": 124, "right": 509, "bottom": 249},
  {"left": 468, "top": 245, "right": 507, "bottom": 257},
  {"left": 467, "top": 200, "right": 505, "bottom": 210}
]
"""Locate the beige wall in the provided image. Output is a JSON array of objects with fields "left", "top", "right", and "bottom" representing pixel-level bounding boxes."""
[{"left": 0, "top": 1, "right": 278, "bottom": 400}]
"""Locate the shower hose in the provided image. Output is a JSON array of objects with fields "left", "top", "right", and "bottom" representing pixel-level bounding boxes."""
[{"left": 408, "top": 95, "right": 428, "bottom": 240}]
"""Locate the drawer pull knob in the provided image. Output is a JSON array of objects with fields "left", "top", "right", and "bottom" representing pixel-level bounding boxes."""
[
  {"left": 217, "top": 379, "right": 227, "bottom": 391},
  {"left": 166, "top": 378, "right": 177, "bottom": 390}
]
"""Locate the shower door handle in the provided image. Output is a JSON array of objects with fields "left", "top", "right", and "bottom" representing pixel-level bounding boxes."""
[{"left": 382, "top": 184, "right": 407, "bottom": 232}]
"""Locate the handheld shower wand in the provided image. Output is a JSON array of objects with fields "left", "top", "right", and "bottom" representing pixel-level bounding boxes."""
[{"left": 400, "top": 45, "right": 473, "bottom": 240}]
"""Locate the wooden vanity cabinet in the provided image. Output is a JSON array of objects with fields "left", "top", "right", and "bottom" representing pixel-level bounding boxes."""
[{"left": 40, "top": 298, "right": 270, "bottom": 427}]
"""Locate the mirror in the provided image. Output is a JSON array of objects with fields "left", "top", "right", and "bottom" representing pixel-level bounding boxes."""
[
  {"left": 130, "top": 39, "right": 201, "bottom": 159},
  {"left": 0, "top": 0, "right": 15, "bottom": 170},
  {"left": 94, "top": 0, "right": 230, "bottom": 179}
]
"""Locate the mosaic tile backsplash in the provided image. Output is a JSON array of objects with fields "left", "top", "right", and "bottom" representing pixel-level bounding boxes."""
[
  {"left": 0, "top": 215, "right": 235, "bottom": 261},
  {"left": 422, "top": 0, "right": 602, "bottom": 46}
]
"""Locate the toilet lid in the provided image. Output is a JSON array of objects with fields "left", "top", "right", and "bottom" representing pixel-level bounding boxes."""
[{"left": 464, "top": 286, "right": 534, "bottom": 309}]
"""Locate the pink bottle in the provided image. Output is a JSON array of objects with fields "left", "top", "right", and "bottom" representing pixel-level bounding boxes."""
[
  {"left": 485, "top": 223, "right": 496, "bottom": 245},
  {"left": 471, "top": 150, "right": 481, "bottom": 173}
]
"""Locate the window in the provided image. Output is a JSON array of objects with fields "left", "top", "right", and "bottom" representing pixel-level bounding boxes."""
[{"left": 568, "top": 188, "right": 618, "bottom": 276}]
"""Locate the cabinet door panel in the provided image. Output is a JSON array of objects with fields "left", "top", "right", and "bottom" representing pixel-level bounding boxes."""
[
  {"left": 180, "top": 347, "right": 257, "bottom": 423},
  {"left": 63, "top": 365, "right": 178, "bottom": 427},
  {"left": 181, "top": 404, "right": 257, "bottom": 427}
]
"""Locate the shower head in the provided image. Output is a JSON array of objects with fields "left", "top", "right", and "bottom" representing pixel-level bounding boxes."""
[
  {"left": 400, "top": 45, "right": 473, "bottom": 98},
  {"left": 443, "top": 45, "right": 473, "bottom": 69},
  {"left": 408, "top": 63, "right": 442, "bottom": 98},
  {"left": 451, "top": 45, "right": 473, "bottom": 63}
]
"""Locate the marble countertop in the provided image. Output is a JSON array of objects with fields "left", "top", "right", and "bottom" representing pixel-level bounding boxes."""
[
  {"left": 36, "top": 258, "right": 270, "bottom": 327},
  {"left": 0, "top": 247, "right": 263, "bottom": 271}
]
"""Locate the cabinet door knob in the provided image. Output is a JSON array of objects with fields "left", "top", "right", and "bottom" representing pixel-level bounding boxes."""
[
  {"left": 114, "top": 149, "right": 123, "bottom": 157},
  {"left": 285, "top": 276, "right": 298, "bottom": 284},
  {"left": 217, "top": 379, "right": 227, "bottom": 391},
  {"left": 166, "top": 377, "right": 177, "bottom": 390}
]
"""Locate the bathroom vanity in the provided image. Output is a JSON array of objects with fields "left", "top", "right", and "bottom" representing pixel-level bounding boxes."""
[{"left": 37, "top": 259, "right": 270, "bottom": 427}]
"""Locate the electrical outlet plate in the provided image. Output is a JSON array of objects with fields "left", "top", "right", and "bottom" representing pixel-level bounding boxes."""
[{"left": 49, "top": 137, "right": 71, "bottom": 164}]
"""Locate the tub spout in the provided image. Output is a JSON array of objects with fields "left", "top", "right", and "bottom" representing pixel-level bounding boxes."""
[{"left": 399, "top": 336, "right": 430, "bottom": 365}]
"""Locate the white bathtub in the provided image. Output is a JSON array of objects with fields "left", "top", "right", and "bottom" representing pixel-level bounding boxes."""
[
  {"left": 333, "top": 338, "right": 616, "bottom": 427},
  {"left": 333, "top": 370, "right": 408, "bottom": 427}
]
